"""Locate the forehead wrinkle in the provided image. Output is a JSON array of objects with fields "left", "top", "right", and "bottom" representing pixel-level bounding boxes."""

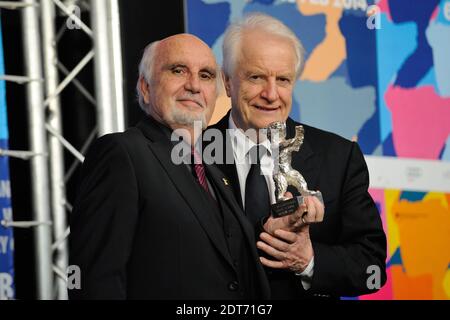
[
  {"left": 237, "top": 31, "right": 296, "bottom": 73},
  {"left": 159, "top": 49, "right": 217, "bottom": 71}
]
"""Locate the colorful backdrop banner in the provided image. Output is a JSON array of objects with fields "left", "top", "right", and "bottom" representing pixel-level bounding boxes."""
[
  {"left": 185, "top": 0, "right": 450, "bottom": 300},
  {"left": 0, "top": 15, "right": 15, "bottom": 300}
]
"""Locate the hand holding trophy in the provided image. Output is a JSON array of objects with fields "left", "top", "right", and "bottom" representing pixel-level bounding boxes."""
[{"left": 266, "top": 121, "right": 324, "bottom": 218}]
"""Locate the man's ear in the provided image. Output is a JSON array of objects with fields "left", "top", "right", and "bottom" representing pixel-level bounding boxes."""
[
  {"left": 139, "top": 77, "right": 151, "bottom": 105},
  {"left": 223, "top": 73, "right": 232, "bottom": 98}
]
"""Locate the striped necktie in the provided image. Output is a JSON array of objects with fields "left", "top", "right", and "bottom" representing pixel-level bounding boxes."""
[
  {"left": 245, "top": 145, "right": 270, "bottom": 227},
  {"left": 192, "top": 148, "right": 209, "bottom": 194}
]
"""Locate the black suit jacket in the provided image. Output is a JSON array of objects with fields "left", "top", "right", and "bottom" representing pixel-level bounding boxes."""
[
  {"left": 69, "top": 116, "right": 270, "bottom": 299},
  {"left": 209, "top": 112, "right": 387, "bottom": 299}
]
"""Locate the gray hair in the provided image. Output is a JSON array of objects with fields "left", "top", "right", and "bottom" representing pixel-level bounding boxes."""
[
  {"left": 136, "top": 41, "right": 160, "bottom": 114},
  {"left": 222, "top": 13, "right": 305, "bottom": 79},
  {"left": 136, "top": 39, "right": 223, "bottom": 114}
]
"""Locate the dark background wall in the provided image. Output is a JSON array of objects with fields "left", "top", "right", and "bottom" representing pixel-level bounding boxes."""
[
  {"left": 120, "top": 0, "right": 185, "bottom": 126},
  {"left": 1, "top": 0, "right": 184, "bottom": 299}
]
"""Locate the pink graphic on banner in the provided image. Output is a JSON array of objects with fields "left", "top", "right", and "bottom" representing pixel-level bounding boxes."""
[
  {"left": 385, "top": 85, "right": 450, "bottom": 159},
  {"left": 378, "top": 0, "right": 392, "bottom": 20}
]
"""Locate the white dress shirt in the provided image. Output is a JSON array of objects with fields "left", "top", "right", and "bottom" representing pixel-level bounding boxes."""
[{"left": 228, "top": 113, "right": 314, "bottom": 290}]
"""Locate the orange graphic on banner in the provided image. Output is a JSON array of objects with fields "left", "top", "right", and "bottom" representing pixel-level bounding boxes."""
[
  {"left": 296, "top": 0, "right": 346, "bottom": 82},
  {"left": 209, "top": 94, "right": 231, "bottom": 125},
  {"left": 390, "top": 265, "right": 433, "bottom": 300},
  {"left": 391, "top": 197, "right": 450, "bottom": 299}
]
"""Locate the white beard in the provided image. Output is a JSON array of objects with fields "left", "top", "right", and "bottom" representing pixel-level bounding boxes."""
[{"left": 168, "top": 104, "right": 207, "bottom": 129}]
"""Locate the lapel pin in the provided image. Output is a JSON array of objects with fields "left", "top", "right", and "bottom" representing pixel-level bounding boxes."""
[{"left": 222, "top": 178, "right": 229, "bottom": 186}]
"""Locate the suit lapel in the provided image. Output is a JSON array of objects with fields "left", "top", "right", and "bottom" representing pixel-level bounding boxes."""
[
  {"left": 205, "top": 162, "right": 271, "bottom": 297},
  {"left": 137, "top": 117, "right": 234, "bottom": 269},
  {"left": 205, "top": 163, "right": 249, "bottom": 235},
  {"left": 219, "top": 163, "right": 242, "bottom": 208},
  {"left": 207, "top": 114, "right": 271, "bottom": 297},
  {"left": 208, "top": 112, "right": 243, "bottom": 208}
]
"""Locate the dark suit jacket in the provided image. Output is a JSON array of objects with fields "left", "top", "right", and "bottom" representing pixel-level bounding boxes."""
[
  {"left": 69, "top": 116, "right": 270, "bottom": 299},
  {"left": 209, "top": 112, "right": 387, "bottom": 299}
]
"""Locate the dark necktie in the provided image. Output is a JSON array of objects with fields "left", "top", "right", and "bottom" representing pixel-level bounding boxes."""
[
  {"left": 244, "top": 145, "right": 270, "bottom": 227},
  {"left": 192, "top": 148, "right": 210, "bottom": 194}
]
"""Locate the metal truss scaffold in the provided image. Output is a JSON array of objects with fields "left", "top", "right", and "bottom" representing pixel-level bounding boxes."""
[{"left": 0, "top": 0, "right": 125, "bottom": 299}]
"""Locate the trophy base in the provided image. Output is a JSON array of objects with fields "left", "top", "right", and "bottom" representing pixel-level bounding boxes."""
[{"left": 271, "top": 190, "right": 323, "bottom": 218}]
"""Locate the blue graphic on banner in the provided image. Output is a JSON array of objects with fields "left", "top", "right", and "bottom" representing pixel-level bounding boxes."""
[{"left": 0, "top": 17, "right": 15, "bottom": 300}]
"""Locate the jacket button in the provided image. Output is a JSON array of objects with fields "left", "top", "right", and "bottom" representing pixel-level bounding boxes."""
[{"left": 228, "top": 281, "right": 239, "bottom": 291}]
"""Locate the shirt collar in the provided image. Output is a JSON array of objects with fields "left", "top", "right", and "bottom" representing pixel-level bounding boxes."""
[{"left": 228, "top": 112, "right": 272, "bottom": 163}]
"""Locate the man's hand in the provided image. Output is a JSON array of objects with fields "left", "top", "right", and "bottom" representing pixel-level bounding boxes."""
[
  {"left": 263, "top": 191, "right": 324, "bottom": 235},
  {"left": 257, "top": 228, "right": 313, "bottom": 273}
]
